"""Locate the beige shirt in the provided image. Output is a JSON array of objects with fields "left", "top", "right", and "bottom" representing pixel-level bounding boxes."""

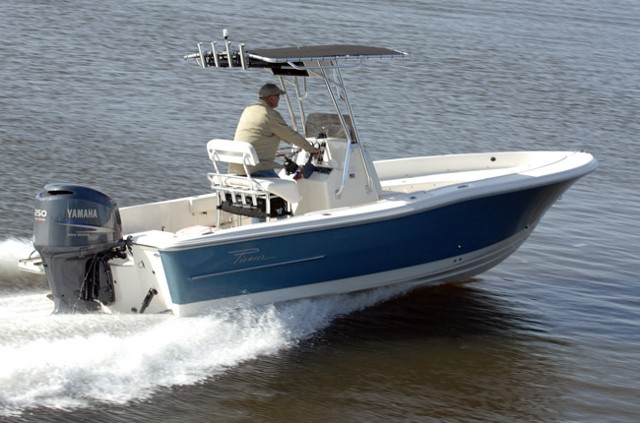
[{"left": 230, "top": 100, "right": 313, "bottom": 175}]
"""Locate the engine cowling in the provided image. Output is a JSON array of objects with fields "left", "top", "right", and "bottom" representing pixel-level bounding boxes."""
[{"left": 33, "top": 184, "right": 124, "bottom": 313}]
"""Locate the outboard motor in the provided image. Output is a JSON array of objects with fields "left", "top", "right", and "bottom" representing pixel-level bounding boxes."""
[{"left": 33, "top": 184, "right": 127, "bottom": 313}]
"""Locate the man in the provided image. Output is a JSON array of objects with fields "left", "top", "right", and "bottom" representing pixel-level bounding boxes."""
[{"left": 230, "top": 83, "right": 319, "bottom": 177}]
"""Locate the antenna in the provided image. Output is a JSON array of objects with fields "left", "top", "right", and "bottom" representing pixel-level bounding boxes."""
[{"left": 223, "top": 28, "right": 233, "bottom": 68}]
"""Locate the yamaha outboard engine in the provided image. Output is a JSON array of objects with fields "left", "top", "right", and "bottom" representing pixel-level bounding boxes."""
[{"left": 33, "top": 184, "right": 127, "bottom": 313}]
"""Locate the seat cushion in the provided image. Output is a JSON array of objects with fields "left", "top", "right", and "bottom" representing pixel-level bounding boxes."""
[{"left": 253, "top": 177, "right": 300, "bottom": 204}]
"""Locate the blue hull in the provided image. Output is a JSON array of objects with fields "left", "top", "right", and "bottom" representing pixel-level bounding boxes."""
[{"left": 159, "top": 180, "right": 572, "bottom": 305}]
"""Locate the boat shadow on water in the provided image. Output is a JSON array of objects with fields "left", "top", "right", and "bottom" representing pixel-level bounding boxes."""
[
  {"left": 314, "top": 281, "right": 540, "bottom": 341},
  {"left": 143, "top": 282, "right": 568, "bottom": 422}
]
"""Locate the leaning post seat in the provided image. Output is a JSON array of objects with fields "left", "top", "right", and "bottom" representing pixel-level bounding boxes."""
[{"left": 206, "top": 139, "right": 300, "bottom": 224}]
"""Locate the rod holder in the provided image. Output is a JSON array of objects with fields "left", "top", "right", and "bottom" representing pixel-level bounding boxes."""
[
  {"left": 239, "top": 43, "right": 247, "bottom": 70},
  {"left": 197, "top": 42, "right": 206, "bottom": 68},
  {"left": 211, "top": 41, "right": 220, "bottom": 67}
]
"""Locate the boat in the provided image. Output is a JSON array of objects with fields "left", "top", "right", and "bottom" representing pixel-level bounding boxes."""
[{"left": 19, "top": 31, "right": 598, "bottom": 316}]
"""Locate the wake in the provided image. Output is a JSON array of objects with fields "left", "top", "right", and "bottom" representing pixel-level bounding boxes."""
[{"left": 0, "top": 254, "right": 408, "bottom": 417}]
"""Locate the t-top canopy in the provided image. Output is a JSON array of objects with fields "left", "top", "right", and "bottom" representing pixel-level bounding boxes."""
[
  {"left": 184, "top": 34, "right": 407, "bottom": 194},
  {"left": 185, "top": 38, "right": 407, "bottom": 73},
  {"left": 247, "top": 45, "right": 407, "bottom": 63}
]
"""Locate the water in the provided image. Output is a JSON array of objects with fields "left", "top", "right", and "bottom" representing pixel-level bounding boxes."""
[{"left": 1, "top": 0, "right": 639, "bottom": 421}]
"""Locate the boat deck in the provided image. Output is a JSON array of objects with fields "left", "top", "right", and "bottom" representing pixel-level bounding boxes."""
[{"left": 119, "top": 150, "right": 594, "bottom": 241}]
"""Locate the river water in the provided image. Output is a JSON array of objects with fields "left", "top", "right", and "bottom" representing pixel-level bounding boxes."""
[{"left": 1, "top": 0, "right": 639, "bottom": 421}]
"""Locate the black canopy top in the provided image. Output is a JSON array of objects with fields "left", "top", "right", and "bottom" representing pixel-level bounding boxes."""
[
  {"left": 186, "top": 42, "right": 406, "bottom": 74},
  {"left": 246, "top": 45, "right": 406, "bottom": 63}
]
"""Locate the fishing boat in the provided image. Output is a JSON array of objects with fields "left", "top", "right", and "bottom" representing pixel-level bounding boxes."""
[{"left": 19, "top": 32, "right": 597, "bottom": 316}]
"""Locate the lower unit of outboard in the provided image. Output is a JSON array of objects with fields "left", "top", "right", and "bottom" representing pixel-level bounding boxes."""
[{"left": 33, "top": 184, "right": 128, "bottom": 313}]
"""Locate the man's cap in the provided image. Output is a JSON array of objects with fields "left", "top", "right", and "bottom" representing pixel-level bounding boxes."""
[{"left": 259, "top": 83, "right": 286, "bottom": 98}]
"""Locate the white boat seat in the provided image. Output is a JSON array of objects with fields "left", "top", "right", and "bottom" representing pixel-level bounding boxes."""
[{"left": 206, "top": 139, "right": 299, "bottom": 223}]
